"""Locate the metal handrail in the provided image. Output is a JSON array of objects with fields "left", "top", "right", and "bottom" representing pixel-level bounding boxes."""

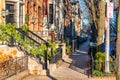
[
  {"left": 28, "top": 30, "right": 48, "bottom": 43},
  {"left": 16, "top": 28, "right": 49, "bottom": 45}
]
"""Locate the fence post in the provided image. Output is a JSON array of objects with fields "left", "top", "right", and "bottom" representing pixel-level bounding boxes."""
[
  {"left": 9, "top": 35, "right": 14, "bottom": 46},
  {"left": 44, "top": 50, "right": 47, "bottom": 70},
  {"left": 44, "top": 43, "right": 48, "bottom": 70},
  {"left": 91, "top": 46, "right": 94, "bottom": 77}
]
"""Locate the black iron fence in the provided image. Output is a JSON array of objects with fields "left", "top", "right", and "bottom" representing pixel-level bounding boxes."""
[
  {"left": 49, "top": 48, "right": 62, "bottom": 64},
  {"left": 0, "top": 56, "right": 28, "bottom": 80},
  {"left": 91, "top": 60, "right": 116, "bottom": 76}
]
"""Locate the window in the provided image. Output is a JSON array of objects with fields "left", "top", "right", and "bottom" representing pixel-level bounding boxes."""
[
  {"left": 49, "top": 4, "right": 53, "bottom": 24},
  {"left": 38, "top": 7, "right": 41, "bottom": 29},
  {"left": 6, "top": 3, "right": 15, "bottom": 24},
  {"left": 19, "top": 4, "right": 23, "bottom": 27},
  {"left": 6, "top": 4, "right": 14, "bottom": 13}
]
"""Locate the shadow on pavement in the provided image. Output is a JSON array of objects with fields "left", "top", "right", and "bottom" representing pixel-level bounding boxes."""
[
  {"left": 69, "top": 41, "right": 92, "bottom": 77},
  {"left": 47, "top": 70, "right": 57, "bottom": 80}
]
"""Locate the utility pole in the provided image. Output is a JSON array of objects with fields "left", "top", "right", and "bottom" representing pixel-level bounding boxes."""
[
  {"left": 105, "top": 0, "right": 113, "bottom": 73},
  {"left": 105, "top": 17, "right": 110, "bottom": 73}
]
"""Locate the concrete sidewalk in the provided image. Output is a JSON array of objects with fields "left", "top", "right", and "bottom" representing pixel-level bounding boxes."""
[
  {"left": 69, "top": 41, "right": 91, "bottom": 74},
  {"left": 51, "top": 41, "right": 90, "bottom": 80},
  {"left": 7, "top": 41, "right": 92, "bottom": 80},
  {"left": 22, "top": 41, "right": 90, "bottom": 80}
]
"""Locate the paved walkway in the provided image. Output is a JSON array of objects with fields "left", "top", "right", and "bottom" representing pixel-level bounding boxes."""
[
  {"left": 22, "top": 41, "right": 90, "bottom": 80},
  {"left": 69, "top": 41, "right": 91, "bottom": 74},
  {"left": 51, "top": 41, "right": 91, "bottom": 80}
]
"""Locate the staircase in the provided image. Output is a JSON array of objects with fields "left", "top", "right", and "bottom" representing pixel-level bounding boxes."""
[
  {"left": 15, "top": 28, "right": 48, "bottom": 75},
  {"left": 0, "top": 28, "right": 49, "bottom": 77}
]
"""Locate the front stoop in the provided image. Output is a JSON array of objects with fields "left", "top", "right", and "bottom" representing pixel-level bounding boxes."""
[{"left": 28, "top": 56, "right": 46, "bottom": 75}]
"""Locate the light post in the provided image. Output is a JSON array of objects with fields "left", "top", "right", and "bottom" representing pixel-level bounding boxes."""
[{"left": 70, "top": 0, "right": 79, "bottom": 52}]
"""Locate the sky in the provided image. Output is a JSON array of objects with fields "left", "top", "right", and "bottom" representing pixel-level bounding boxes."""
[{"left": 79, "top": 0, "right": 91, "bottom": 26}]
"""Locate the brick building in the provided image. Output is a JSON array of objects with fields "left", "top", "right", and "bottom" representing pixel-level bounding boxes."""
[
  {"left": 25, "top": 0, "right": 44, "bottom": 31},
  {"left": 0, "top": 0, "right": 24, "bottom": 27}
]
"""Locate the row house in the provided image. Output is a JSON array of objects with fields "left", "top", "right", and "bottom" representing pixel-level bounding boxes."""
[
  {"left": 64, "top": 0, "right": 81, "bottom": 39},
  {"left": 0, "top": 0, "right": 81, "bottom": 41},
  {"left": 63, "top": 0, "right": 72, "bottom": 38},
  {"left": 25, "top": 0, "right": 44, "bottom": 32},
  {"left": 24, "top": 0, "right": 63, "bottom": 40},
  {"left": 0, "top": 0, "right": 24, "bottom": 27},
  {"left": 49, "top": 0, "right": 64, "bottom": 40},
  {"left": 25, "top": 0, "right": 81, "bottom": 41}
]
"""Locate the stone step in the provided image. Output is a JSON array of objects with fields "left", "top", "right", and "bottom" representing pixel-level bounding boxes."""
[
  {"left": 0, "top": 45, "right": 45, "bottom": 76},
  {"left": 28, "top": 56, "right": 44, "bottom": 75},
  {"left": 6, "top": 70, "right": 29, "bottom": 80}
]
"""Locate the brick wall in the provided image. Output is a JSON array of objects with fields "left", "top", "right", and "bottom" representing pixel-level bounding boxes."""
[
  {"left": 0, "top": 0, "right": 5, "bottom": 23},
  {"left": 25, "top": 0, "right": 44, "bottom": 31}
]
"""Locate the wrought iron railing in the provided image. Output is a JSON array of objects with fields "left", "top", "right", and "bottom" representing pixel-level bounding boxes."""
[
  {"left": 28, "top": 30, "right": 48, "bottom": 44},
  {"left": 32, "top": 31, "right": 52, "bottom": 37},
  {"left": 92, "top": 60, "right": 116, "bottom": 76},
  {"left": 0, "top": 56, "right": 28, "bottom": 80},
  {"left": 16, "top": 28, "right": 48, "bottom": 69},
  {"left": 49, "top": 48, "right": 62, "bottom": 64},
  {"left": 16, "top": 28, "right": 47, "bottom": 45}
]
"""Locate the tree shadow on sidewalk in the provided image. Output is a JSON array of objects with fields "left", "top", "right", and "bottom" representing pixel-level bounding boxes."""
[{"left": 69, "top": 42, "right": 92, "bottom": 77}]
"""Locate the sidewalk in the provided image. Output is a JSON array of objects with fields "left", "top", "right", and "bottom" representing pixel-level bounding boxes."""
[
  {"left": 5, "top": 40, "right": 116, "bottom": 80},
  {"left": 51, "top": 41, "right": 90, "bottom": 80},
  {"left": 69, "top": 41, "right": 91, "bottom": 74},
  {"left": 22, "top": 41, "right": 90, "bottom": 80}
]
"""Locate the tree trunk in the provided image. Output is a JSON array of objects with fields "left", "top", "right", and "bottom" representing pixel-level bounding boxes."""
[
  {"left": 91, "top": 0, "right": 98, "bottom": 30},
  {"left": 116, "top": 1, "right": 120, "bottom": 80},
  {"left": 97, "top": 1, "right": 106, "bottom": 50}
]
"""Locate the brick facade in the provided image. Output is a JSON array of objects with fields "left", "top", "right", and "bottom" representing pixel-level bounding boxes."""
[{"left": 25, "top": 0, "right": 44, "bottom": 31}]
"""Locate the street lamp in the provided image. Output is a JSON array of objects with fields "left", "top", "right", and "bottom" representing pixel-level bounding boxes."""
[{"left": 70, "top": 0, "right": 79, "bottom": 52}]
